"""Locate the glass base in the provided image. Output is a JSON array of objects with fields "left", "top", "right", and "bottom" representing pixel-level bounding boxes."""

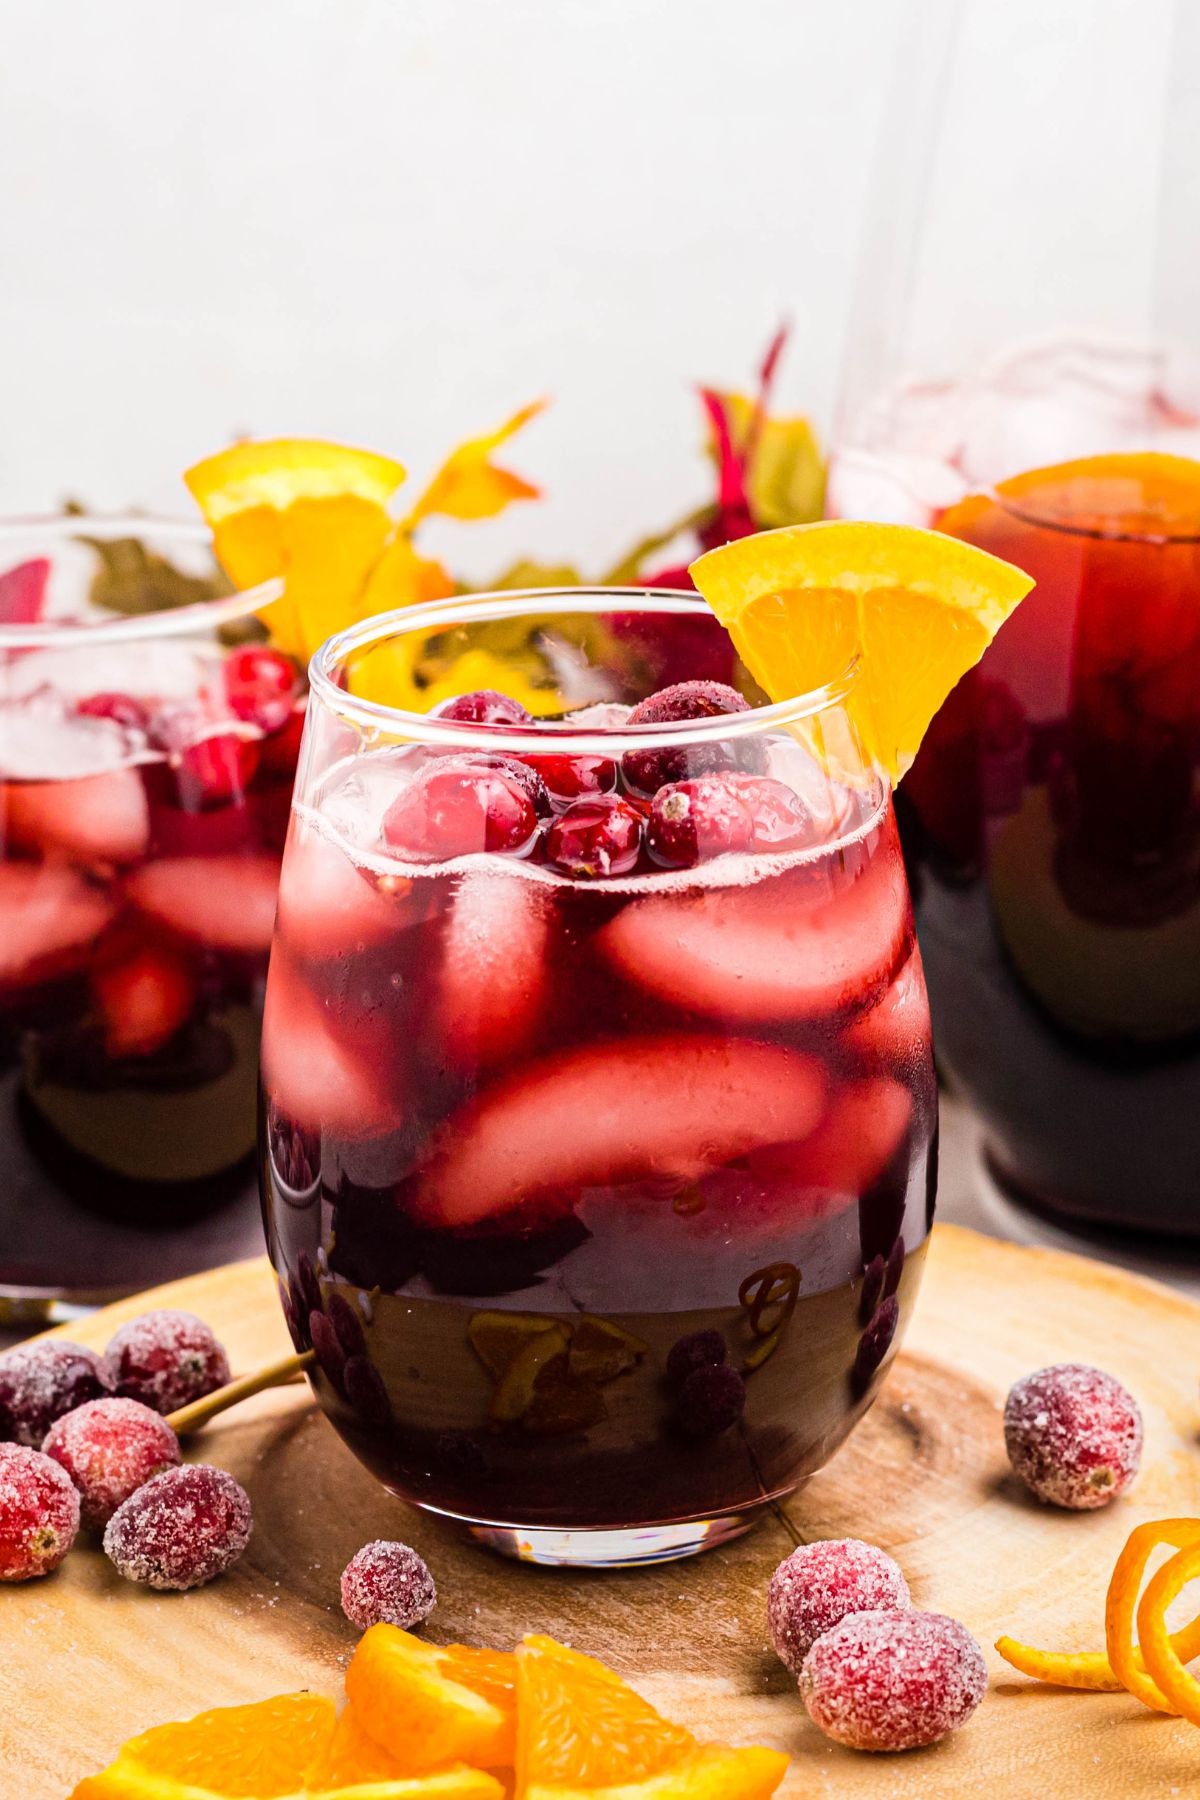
[{"left": 424, "top": 1502, "right": 767, "bottom": 1567}]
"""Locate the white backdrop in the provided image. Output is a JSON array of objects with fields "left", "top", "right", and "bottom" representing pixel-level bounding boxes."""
[{"left": 0, "top": 0, "right": 1174, "bottom": 578}]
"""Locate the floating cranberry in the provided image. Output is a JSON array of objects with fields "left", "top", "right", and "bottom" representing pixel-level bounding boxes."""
[
  {"left": 858, "top": 1254, "right": 887, "bottom": 1327},
  {"left": 526, "top": 752, "right": 619, "bottom": 808},
  {"left": 799, "top": 1609, "right": 987, "bottom": 1751},
  {"left": 42, "top": 1397, "right": 180, "bottom": 1530},
  {"left": 647, "top": 773, "right": 810, "bottom": 868},
  {"left": 103, "top": 1463, "right": 252, "bottom": 1590},
  {"left": 0, "top": 1443, "right": 80, "bottom": 1580},
  {"left": 676, "top": 1363, "right": 746, "bottom": 1438},
  {"left": 223, "top": 645, "right": 298, "bottom": 734},
  {"left": 460, "top": 751, "right": 550, "bottom": 817},
  {"left": 544, "top": 793, "right": 643, "bottom": 878},
  {"left": 294, "top": 1251, "right": 323, "bottom": 1320},
  {"left": 0, "top": 1342, "right": 111, "bottom": 1448},
  {"left": 665, "top": 1329, "right": 727, "bottom": 1391},
  {"left": 768, "top": 1538, "right": 912, "bottom": 1675},
  {"left": 259, "top": 700, "right": 307, "bottom": 777},
  {"left": 308, "top": 1311, "right": 346, "bottom": 1391},
  {"left": 105, "top": 1310, "right": 231, "bottom": 1416},
  {"left": 852, "top": 1295, "right": 900, "bottom": 1398},
  {"left": 76, "top": 691, "right": 151, "bottom": 733},
  {"left": 340, "top": 1539, "right": 436, "bottom": 1631},
  {"left": 1003, "top": 1363, "right": 1143, "bottom": 1510},
  {"left": 435, "top": 690, "right": 532, "bottom": 727},
  {"left": 382, "top": 759, "right": 537, "bottom": 861},
  {"left": 325, "top": 1292, "right": 366, "bottom": 1361},
  {"left": 621, "top": 679, "right": 760, "bottom": 795},
  {"left": 343, "top": 1357, "right": 390, "bottom": 1424}
]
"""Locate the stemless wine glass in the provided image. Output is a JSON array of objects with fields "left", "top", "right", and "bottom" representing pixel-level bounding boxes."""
[
  {"left": 260, "top": 589, "right": 937, "bottom": 1567},
  {"left": 0, "top": 516, "right": 297, "bottom": 1311},
  {"left": 829, "top": 0, "right": 1200, "bottom": 1234}
]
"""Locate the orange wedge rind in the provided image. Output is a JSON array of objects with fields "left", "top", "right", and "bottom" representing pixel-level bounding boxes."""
[
  {"left": 344, "top": 1627, "right": 516, "bottom": 1773},
  {"left": 689, "top": 520, "right": 1034, "bottom": 783}
]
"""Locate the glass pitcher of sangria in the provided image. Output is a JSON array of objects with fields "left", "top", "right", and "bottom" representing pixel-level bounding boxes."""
[{"left": 829, "top": 0, "right": 1200, "bottom": 1234}]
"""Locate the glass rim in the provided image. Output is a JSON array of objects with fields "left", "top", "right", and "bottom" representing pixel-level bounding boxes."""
[
  {"left": 0, "top": 512, "right": 283, "bottom": 648},
  {"left": 309, "top": 587, "right": 860, "bottom": 756}
]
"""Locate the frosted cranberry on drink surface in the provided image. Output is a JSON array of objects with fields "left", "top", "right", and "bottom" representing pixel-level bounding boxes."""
[
  {"left": 434, "top": 690, "right": 533, "bottom": 726},
  {"left": 525, "top": 750, "right": 619, "bottom": 807},
  {"left": 621, "top": 680, "right": 761, "bottom": 795},
  {"left": 647, "top": 772, "right": 811, "bottom": 868},
  {"left": 382, "top": 758, "right": 539, "bottom": 860},
  {"left": 75, "top": 691, "right": 151, "bottom": 733}
]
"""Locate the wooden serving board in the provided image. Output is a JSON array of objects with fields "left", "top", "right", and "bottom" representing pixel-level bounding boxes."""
[{"left": 8, "top": 1223, "right": 1200, "bottom": 1798}]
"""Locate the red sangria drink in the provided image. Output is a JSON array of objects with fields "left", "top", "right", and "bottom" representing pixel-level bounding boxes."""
[
  {"left": 261, "top": 590, "right": 937, "bottom": 1565},
  {"left": 0, "top": 518, "right": 302, "bottom": 1305},
  {"left": 830, "top": 341, "right": 1200, "bottom": 1234}
]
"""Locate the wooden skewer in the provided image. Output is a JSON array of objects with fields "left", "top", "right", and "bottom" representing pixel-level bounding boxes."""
[{"left": 166, "top": 1349, "right": 315, "bottom": 1435}]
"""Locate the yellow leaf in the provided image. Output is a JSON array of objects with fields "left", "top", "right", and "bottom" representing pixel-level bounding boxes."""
[
  {"left": 713, "top": 393, "right": 825, "bottom": 527},
  {"left": 407, "top": 401, "right": 546, "bottom": 526},
  {"left": 185, "top": 438, "right": 406, "bottom": 523}
]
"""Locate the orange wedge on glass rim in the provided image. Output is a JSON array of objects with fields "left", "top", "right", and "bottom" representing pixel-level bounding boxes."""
[
  {"left": 184, "top": 438, "right": 410, "bottom": 664},
  {"left": 689, "top": 521, "right": 1035, "bottom": 783},
  {"left": 515, "top": 1634, "right": 787, "bottom": 1800}
]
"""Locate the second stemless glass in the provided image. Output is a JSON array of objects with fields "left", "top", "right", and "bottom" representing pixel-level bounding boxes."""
[{"left": 261, "top": 590, "right": 937, "bottom": 1566}]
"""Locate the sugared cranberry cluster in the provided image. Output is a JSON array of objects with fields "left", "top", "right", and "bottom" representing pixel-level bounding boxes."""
[{"left": 381, "top": 682, "right": 811, "bottom": 876}]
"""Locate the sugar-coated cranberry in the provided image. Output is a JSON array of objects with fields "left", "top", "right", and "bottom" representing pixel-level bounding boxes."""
[
  {"left": 665, "top": 1329, "right": 727, "bottom": 1392},
  {"left": 621, "top": 679, "right": 760, "bottom": 795},
  {"left": 0, "top": 1443, "right": 80, "bottom": 1580},
  {"left": 105, "top": 1310, "right": 231, "bottom": 1416},
  {"left": 0, "top": 1342, "right": 112, "bottom": 1448},
  {"left": 647, "top": 773, "right": 810, "bottom": 868},
  {"left": 852, "top": 1295, "right": 900, "bottom": 1398},
  {"left": 799, "top": 1609, "right": 987, "bottom": 1752},
  {"left": 103, "top": 1462, "right": 252, "bottom": 1590},
  {"left": 42, "top": 1397, "right": 181, "bottom": 1530},
  {"left": 340, "top": 1539, "right": 436, "bottom": 1631},
  {"left": 544, "top": 793, "right": 643, "bottom": 878},
  {"left": 1003, "top": 1363, "right": 1143, "bottom": 1510},
  {"left": 768, "top": 1538, "right": 912, "bottom": 1675},
  {"left": 382, "top": 759, "right": 538, "bottom": 861},
  {"left": 435, "top": 690, "right": 532, "bottom": 727},
  {"left": 526, "top": 752, "right": 619, "bottom": 808},
  {"left": 223, "top": 645, "right": 298, "bottom": 734},
  {"left": 76, "top": 691, "right": 151, "bottom": 733},
  {"left": 676, "top": 1363, "right": 746, "bottom": 1438}
]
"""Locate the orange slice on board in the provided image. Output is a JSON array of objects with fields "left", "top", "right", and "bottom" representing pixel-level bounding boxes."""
[
  {"left": 515, "top": 1634, "right": 787, "bottom": 1800},
  {"left": 68, "top": 1693, "right": 335, "bottom": 1799},
  {"left": 689, "top": 521, "right": 1034, "bottom": 782},
  {"left": 344, "top": 1626, "right": 516, "bottom": 1773},
  {"left": 185, "top": 438, "right": 408, "bottom": 664}
]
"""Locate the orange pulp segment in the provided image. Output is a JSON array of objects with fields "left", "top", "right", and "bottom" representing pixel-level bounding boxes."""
[
  {"left": 689, "top": 520, "right": 1034, "bottom": 782},
  {"left": 344, "top": 1626, "right": 516, "bottom": 1773},
  {"left": 69, "top": 1693, "right": 337, "bottom": 1799}
]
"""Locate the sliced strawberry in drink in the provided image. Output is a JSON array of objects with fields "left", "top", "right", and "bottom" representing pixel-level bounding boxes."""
[
  {"left": 0, "top": 558, "right": 50, "bottom": 625},
  {"left": 841, "top": 952, "right": 932, "bottom": 1072},
  {"left": 125, "top": 853, "right": 280, "bottom": 954},
  {"left": 413, "top": 1034, "right": 826, "bottom": 1228},
  {"left": 434, "top": 871, "right": 548, "bottom": 1071},
  {"left": 275, "top": 823, "right": 400, "bottom": 960},
  {"left": 262, "top": 953, "right": 394, "bottom": 1136},
  {"left": 750, "top": 1077, "right": 913, "bottom": 1196},
  {"left": 599, "top": 839, "right": 909, "bottom": 1025},
  {"left": 5, "top": 768, "right": 150, "bottom": 866},
  {"left": 0, "top": 863, "right": 114, "bottom": 991},
  {"left": 92, "top": 943, "right": 197, "bottom": 1057}
]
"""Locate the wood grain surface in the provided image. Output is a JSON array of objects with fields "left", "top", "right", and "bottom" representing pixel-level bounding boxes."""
[{"left": 7, "top": 1223, "right": 1200, "bottom": 1798}]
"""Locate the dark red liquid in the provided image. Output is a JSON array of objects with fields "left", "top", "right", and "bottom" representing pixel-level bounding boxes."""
[
  {"left": 0, "top": 650, "right": 303, "bottom": 1297},
  {"left": 902, "top": 454, "right": 1200, "bottom": 1233},
  {"left": 261, "top": 785, "right": 936, "bottom": 1537}
]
